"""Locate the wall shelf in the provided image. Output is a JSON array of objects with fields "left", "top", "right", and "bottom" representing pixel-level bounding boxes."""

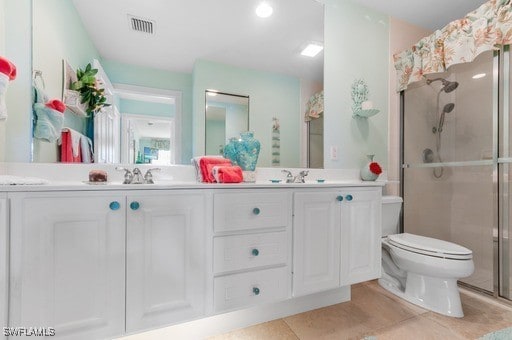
[{"left": 352, "top": 108, "right": 380, "bottom": 119}]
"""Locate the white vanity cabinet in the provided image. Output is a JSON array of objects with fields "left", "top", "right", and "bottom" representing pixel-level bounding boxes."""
[
  {"left": 212, "top": 190, "right": 292, "bottom": 313},
  {"left": 125, "top": 191, "right": 206, "bottom": 333},
  {"left": 8, "top": 190, "right": 208, "bottom": 339},
  {"left": 293, "top": 187, "right": 381, "bottom": 296},
  {"left": 8, "top": 192, "right": 126, "bottom": 340},
  {"left": 0, "top": 194, "right": 8, "bottom": 329}
]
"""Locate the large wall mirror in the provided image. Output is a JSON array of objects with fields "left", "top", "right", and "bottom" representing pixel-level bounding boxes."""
[
  {"left": 3, "top": 0, "right": 324, "bottom": 167},
  {"left": 205, "top": 91, "right": 249, "bottom": 156}
]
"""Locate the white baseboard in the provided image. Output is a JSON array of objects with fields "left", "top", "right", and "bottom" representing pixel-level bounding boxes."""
[{"left": 118, "top": 286, "right": 351, "bottom": 340}]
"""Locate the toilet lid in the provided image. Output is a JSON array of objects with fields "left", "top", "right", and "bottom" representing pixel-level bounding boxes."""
[{"left": 387, "top": 233, "right": 473, "bottom": 260}]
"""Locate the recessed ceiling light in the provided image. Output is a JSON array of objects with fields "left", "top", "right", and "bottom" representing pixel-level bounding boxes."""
[
  {"left": 301, "top": 43, "right": 324, "bottom": 57},
  {"left": 472, "top": 73, "right": 486, "bottom": 79},
  {"left": 256, "top": 2, "right": 273, "bottom": 18}
]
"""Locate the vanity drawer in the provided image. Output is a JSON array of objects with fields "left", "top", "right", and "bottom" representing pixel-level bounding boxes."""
[
  {"left": 213, "top": 231, "right": 288, "bottom": 274},
  {"left": 213, "top": 192, "right": 290, "bottom": 232},
  {"left": 213, "top": 267, "right": 290, "bottom": 312}
]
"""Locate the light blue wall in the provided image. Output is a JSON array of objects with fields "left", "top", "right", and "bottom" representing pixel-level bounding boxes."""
[
  {"left": 102, "top": 60, "right": 193, "bottom": 163},
  {"left": 119, "top": 98, "right": 175, "bottom": 117},
  {"left": 32, "top": 0, "right": 101, "bottom": 162},
  {"left": 193, "top": 59, "right": 301, "bottom": 168},
  {"left": 3, "top": 0, "right": 32, "bottom": 162},
  {"left": 324, "top": 0, "right": 389, "bottom": 169}
]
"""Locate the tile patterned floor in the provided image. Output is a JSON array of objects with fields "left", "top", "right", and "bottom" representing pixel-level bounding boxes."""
[{"left": 210, "top": 281, "right": 512, "bottom": 340}]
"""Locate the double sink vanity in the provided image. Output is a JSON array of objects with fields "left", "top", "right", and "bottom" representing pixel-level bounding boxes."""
[{"left": 0, "top": 164, "right": 383, "bottom": 339}]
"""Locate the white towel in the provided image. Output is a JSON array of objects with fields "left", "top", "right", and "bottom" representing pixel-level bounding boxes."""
[
  {"left": 0, "top": 73, "right": 10, "bottom": 120},
  {"left": 59, "top": 128, "right": 83, "bottom": 158},
  {"left": 0, "top": 175, "right": 49, "bottom": 185},
  {"left": 80, "top": 135, "right": 94, "bottom": 163}
]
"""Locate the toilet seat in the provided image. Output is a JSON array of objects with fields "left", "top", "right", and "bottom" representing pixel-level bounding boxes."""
[{"left": 387, "top": 233, "right": 472, "bottom": 260}]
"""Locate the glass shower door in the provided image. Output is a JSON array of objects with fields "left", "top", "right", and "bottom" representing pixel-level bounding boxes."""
[{"left": 402, "top": 50, "right": 496, "bottom": 293}]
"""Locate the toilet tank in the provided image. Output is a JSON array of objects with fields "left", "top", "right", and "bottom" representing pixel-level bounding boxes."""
[{"left": 382, "top": 196, "right": 403, "bottom": 237}]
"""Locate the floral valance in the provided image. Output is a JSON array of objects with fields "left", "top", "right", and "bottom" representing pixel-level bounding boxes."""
[
  {"left": 395, "top": 0, "right": 512, "bottom": 92},
  {"left": 304, "top": 90, "right": 324, "bottom": 122}
]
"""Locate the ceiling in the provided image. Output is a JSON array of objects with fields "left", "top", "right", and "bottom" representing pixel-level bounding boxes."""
[{"left": 72, "top": 0, "right": 488, "bottom": 84}]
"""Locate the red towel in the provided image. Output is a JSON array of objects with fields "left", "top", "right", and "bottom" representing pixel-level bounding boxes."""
[
  {"left": 0, "top": 56, "right": 16, "bottom": 80},
  {"left": 212, "top": 165, "right": 243, "bottom": 183},
  {"left": 45, "top": 99, "right": 66, "bottom": 113},
  {"left": 60, "top": 131, "right": 82, "bottom": 163},
  {"left": 199, "top": 157, "right": 232, "bottom": 183}
]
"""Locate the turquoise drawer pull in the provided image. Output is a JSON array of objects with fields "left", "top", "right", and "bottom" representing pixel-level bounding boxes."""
[
  {"left": 336, "top": 195, "right": 343, "bottom": 201},
  {"left": 345, "top": 194, "right": 353, "bottom": 201},
  {"left": 109, "top": 201, "right": 120, "bottom": 210},
  {"left": 252, "top": 248, "right": 259, "bottom": 256},
  {"left": 130, "top": 201, "right": 140, "bottom": 210},
  {"left": 253, "top": 287, "right": 260, "bottom": 295},
  {"left": 253, "top": 207, "right": 261, "bottom": 215}
]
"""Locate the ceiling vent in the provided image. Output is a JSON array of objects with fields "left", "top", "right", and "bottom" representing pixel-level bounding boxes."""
[{"left": 128, "top": 15, "right": 155, "bottom": 34}]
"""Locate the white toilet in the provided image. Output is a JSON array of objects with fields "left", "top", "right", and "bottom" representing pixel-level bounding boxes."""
[{"left": 379, "top": 196, "right": 474, "bottom": 317}]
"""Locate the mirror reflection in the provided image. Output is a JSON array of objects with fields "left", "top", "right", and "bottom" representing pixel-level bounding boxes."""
[
  {"left": 25, "top": 0, "right": 324, "bottom": 167},
  {"left": 205, "top": 91, "right": 249, "bottom": 156},
  {"left": 122, "top": 115, "right": 173, "bottom": 165}
]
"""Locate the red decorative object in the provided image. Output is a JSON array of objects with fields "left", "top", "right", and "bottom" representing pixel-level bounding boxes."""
[{"left": 369, "top": 162, "right": 382, "bottom": 175}]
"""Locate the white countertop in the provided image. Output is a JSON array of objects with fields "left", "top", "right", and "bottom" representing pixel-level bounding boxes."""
[{"left": 0, "top": 163, "right": 387, "bottom": 192}]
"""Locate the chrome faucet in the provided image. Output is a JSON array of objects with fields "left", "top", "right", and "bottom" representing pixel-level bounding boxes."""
[
  {"left": 131, "top": 168, "right": 145, "bottom": 184},
  {"left": 282, "top": 170, "right": 294, "bottom": 183},
  {"left": 281, "top": 169, "right": 309, "bottom": 183},
  {"left": 116, "top": 167, "right": 157, "bottom": 184},
  {"left": 144, "top": 168, "right": 161, "bottom": 184},
  {"left": 116, "top": 167, "right": 133, "bottom": 184},
  {"left": 296, "top": 170, "right": 309, "bottom": 183}
]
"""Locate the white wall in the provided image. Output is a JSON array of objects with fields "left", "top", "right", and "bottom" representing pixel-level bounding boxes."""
[
  {"left": 323, "top": 0, "right": 389, "bottom": 170},
  {"left": 0, "top": 0, "right": 6, "bottom": 162},
  {"left": 3, "top": 0, "right": 32, "bottom": 162}
]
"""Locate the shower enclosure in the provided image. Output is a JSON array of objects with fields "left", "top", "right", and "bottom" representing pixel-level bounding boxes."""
[{"left": 401, "top": 48, "right": 512, "bottom": 301}]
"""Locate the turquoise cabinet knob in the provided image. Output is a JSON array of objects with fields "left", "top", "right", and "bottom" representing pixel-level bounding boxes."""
[
  {"left": 109, "top": 201, "right": 120, "bottom": 210},
  {"left": 345, "top": 194, "right": 353, "bottom": 201},
  {"left": 336, "top": 195, "right": 343, "bottom": 201},
  {"left": 252, "top": 248, "right": 259, "bottom": 256},
  {"left": 253, "top": 287, "right": 260, "bottom": 295},
  {"left": 130, "top": 201, "right": 140, "bottom": 210},
  {"left": 253, "top": 207, "right": 261, "bottom": 215}
]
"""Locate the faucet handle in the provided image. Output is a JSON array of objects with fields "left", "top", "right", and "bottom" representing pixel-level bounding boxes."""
[
  {"left": 281, "top": 170, "right": 293, "bottom": 178},
  {"left": 144, "top": 168, "right": 161, "bottom": 184},
  {"left": 116, "top": 167, "right": 133, "bottom": 184},
  {"left": 300, "top": 170, "right": 309, "bottom": 176}
]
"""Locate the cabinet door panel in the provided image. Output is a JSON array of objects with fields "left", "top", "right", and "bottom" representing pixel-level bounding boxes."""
[
  {"left": 126, "top": 192, "right": 206, "bottom": 332},
  {"left": 293, "top": 192, "right": 340, "bottom": 296},
  {"left": 0, "top": 197, "right": 7, "bottom": 329},
  {"left": 340, "top": 189, "right": 381, "bottom": 285},
  {"left": 9, "top": 193, "right": 125, "bottom": 340}
]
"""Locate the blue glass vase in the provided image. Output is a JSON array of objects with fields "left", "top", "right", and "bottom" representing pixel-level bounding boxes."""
[
  {"left": 236, "top": 131, "right": 260, "bottom": 171},
  {"left": 223, "top": 137, "right": 239, "bottom": 165}
]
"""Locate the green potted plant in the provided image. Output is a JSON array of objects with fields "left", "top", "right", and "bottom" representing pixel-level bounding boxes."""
[{"left": 70, "top": 63, "right": 110, "bottom": 116}]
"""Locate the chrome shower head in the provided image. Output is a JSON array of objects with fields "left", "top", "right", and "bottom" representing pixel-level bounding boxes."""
[
  {"left": 426, "top": 77, "right": 459, "bottom": 93},
  {"left": 438, "top": 103, "right": 455, "bottom": 132},
  {"left": 443, "top": 81, "right": 459, "bottom": 93},
  {"left": 443, "top": 103, "right": 455, "bottom": 113}
]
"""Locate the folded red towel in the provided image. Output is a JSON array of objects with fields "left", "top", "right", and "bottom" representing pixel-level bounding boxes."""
[
  {"left": 45, "top": 99, "right": 66, "bottom": 113},
  {"left": 212, "top": 165, "right": 243, "bottom": 183},
  {"left": 199, "top": 157, "right": 232, "bottom": 183},
  {"left": 0, "top": 56, "right": 16, "bottom": 80}
]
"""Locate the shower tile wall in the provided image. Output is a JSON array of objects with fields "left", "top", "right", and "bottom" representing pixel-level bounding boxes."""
[{"left": 403, "top": 51, "right": 495, "bottom": 292}]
